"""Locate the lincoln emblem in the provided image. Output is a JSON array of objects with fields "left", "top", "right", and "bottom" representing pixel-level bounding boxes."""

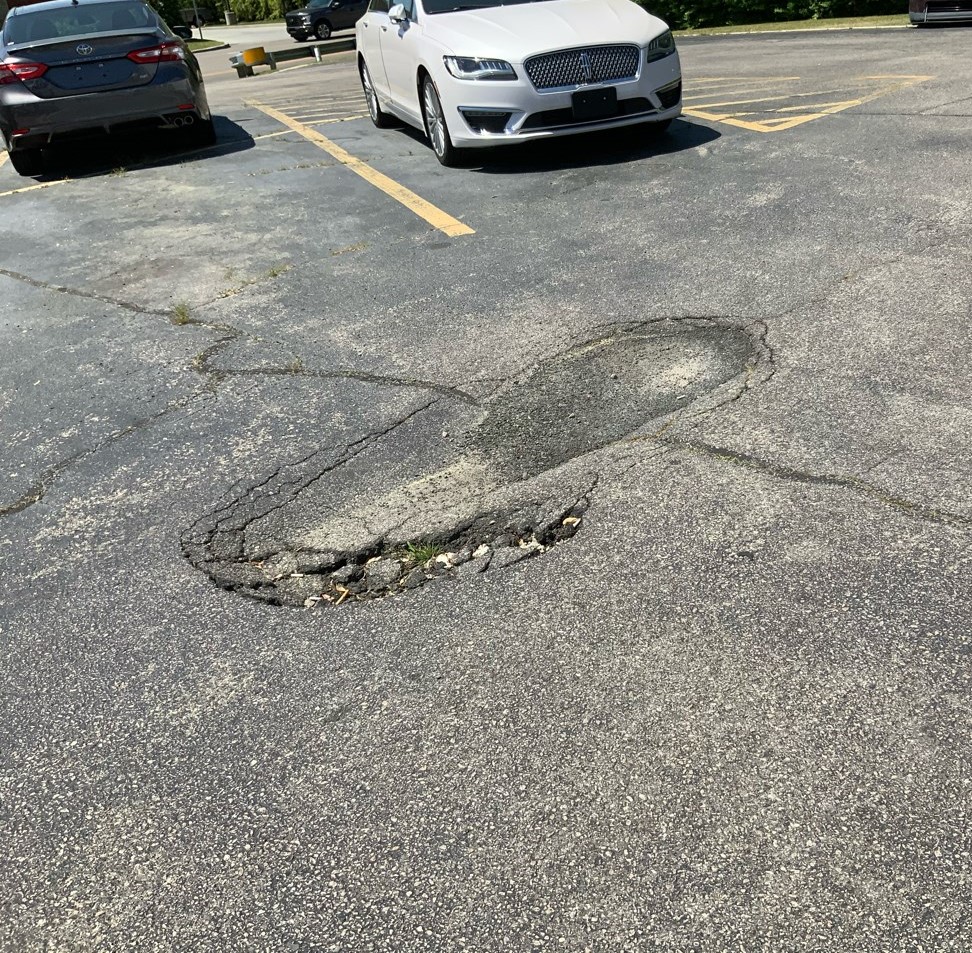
[{"left": 579, "top": 51, "right": 592, "bottom": 83}]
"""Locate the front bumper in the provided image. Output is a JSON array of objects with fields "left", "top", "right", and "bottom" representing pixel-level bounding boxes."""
[
  {"left": 286, "top": 18, "right": 312, "bottom": 35},
  {"left": 0, "top": 72, "right": 208, "bottom": 151},
  {"left": 910, "top": 0, "right": 972, "bottom": 19},
  {"left": 438, "top": 49, "right": 682, "bottom": 149}
]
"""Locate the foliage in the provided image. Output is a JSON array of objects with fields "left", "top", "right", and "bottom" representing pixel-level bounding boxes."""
[{"left": 637, "top": 0, "right": 904, "bottom": 29}]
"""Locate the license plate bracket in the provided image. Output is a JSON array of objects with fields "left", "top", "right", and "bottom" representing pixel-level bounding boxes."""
[{"left": 572, "top": 86, "right": 619, "bottom": 121}]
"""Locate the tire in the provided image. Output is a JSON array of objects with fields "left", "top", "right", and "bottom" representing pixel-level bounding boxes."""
[
  {"left": 314, "top": 19, "right": 331, "bottom": 39},
  {"left": 360, "top": 60, "right": 394, "bottom": 128},
  {"left": 9, "top": 148, "right": 44, "bottom": 177},
  {"left": 292, "top": 32, "right": 308, "bottom": 41},
  {"left": 421, "top": 76, "right": 462, "bottom": 167}
]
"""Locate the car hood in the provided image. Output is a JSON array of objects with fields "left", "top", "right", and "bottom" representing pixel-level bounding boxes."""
[{"left": 426, "top": 0, "right": 667, "bottom": 62}]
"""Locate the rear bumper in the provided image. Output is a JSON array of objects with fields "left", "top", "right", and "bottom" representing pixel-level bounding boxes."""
[{"left": 0, "top": 75, "right": 208, "bottom": 150}]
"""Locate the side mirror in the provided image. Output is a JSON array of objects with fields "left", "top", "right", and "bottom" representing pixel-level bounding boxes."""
[{"left": 388, "top": 3, "right": 406, "bottom": 22}]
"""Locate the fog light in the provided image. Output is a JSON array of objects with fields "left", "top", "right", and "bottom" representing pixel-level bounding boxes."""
[{"left": 459, "top": 108, "right": 512, "bottom": 134}]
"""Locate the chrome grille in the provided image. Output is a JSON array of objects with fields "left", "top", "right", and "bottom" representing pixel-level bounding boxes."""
[{"left": 524, "top": 45, "right": 640, "bottom": 90}]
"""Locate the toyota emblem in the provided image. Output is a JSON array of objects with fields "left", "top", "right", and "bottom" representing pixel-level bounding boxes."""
[{"left": 76, "top": 43, "right": 94, "bottom": 55}]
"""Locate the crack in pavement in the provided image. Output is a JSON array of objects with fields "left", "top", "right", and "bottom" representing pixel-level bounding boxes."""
[
  {"left": 193, "top": 342, "right": 480, "bottom": 405},
  {"left": 0, "top": 267, "right": 172, "bottom": 318},
  {"left": 0, "top": 390, "right": 217, "bottom": 518},
  {"left": 662, "top": 437, "right": 972, "bottom": 531},
  {"left": 182, "top": 397, "right": 441, "bottom": 559},
  {"left": 0, "top": 265, "right": 482, "bottom": 519}
]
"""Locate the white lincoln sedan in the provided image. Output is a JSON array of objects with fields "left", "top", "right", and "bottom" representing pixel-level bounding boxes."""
[{"left": 355, "top": 0, "right": 682, "bottom": 165}]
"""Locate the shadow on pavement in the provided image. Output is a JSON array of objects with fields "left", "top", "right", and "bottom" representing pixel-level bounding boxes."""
[
  {"left": 467, "top": 118, "right": 722, "bottom": 174},
  {"left": 31, "top": 115, "right": 255, "bottom": 181}
]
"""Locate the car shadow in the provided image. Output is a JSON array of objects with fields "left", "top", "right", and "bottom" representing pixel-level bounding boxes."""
[
  {"left": 465, "top": 118, "right": 722, "bottom": 174},
  {"left": 32, "top": 115, "right": 255, "bottom": 181}
]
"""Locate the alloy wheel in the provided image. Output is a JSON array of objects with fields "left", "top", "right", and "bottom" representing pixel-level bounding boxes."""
[
  {"left": 362, "top": 63, "right": 379, "bottom": 122},
  {"left": 423, "top": 82, "right": 446, "bottom": 158}
]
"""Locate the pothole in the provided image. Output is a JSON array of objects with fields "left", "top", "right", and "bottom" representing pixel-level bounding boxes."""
[{"left": 183, "top": 317, "right": 770, "bottom": 607}]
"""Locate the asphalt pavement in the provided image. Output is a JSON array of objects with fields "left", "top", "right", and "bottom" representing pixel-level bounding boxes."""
[{"left": 2, "top": 25, "right": 972, "bottom": 952}]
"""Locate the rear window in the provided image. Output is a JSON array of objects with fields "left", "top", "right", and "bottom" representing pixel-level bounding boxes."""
[{"left": 5, "top": 1, "right": 159, "bottom": 45}]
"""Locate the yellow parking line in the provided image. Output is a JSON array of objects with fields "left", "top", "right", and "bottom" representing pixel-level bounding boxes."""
[
  {"left": 247, "top": 100, "right": 475, "bottom": 238},
  {"left": 0, "top": 152, "right": 8, "bottom": 170},
  {"left": 0, "top": 177, "right": 72, "bottom": 199},
  {"left": 306, "top": 115, "right": 365, "bottom": 126},
  {"left": 684, "top": 74, "right": 932, "bottom": 133},
  {"left": 689, "top": 76, "right": 801, "bottom": 86}
]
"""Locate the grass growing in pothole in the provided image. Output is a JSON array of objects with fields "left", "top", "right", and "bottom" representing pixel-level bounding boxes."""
[
  {"left": 402, "top": 540, "right": 445, "bottom": 564},
  {"left": 170, "top": 302, "right": 193, "bottom": 325}
]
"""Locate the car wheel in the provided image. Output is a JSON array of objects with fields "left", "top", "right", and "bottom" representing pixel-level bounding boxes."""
[
  {"left": 421, "top": 76, "right": 462, "bottom": 167},
  {"left": 314, "top": 20, "right": 332, "bottom": 39},
  {"left": 360, "top": 60, "right": 394, "bottom": 128},
  {"left": 293, "top": 32, "right": 308, "bottom": 41},
  {"left": 9, "top": 148, "right": 44, "bottom": 177}
]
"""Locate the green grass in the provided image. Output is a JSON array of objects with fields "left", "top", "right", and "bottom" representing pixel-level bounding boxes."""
[
  {"left": 403, "top": 541, "right": 445, "bottom": 564},
  {"left": 170, "top": 302, "right": 193, "bottom": 325},
  {"left": 187, "top": 39, "right": 226, "bottom": 52},
  {"left": 675, "top": 14, "right": 909, "bottom": 35}
]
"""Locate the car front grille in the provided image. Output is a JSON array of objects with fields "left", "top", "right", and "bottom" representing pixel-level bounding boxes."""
[{"left": 524, "top": 45, "right": 640, "bottom": 90}]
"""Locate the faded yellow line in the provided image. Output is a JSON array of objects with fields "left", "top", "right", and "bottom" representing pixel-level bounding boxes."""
[
  {"left": 306, "top": 115, "right": 365, "bottom": 126},
  {"left": 0, "top": 177, "right": 73, "bottom": 198},
  {"left": 248, "top": 99, "right": 474, "bottom": 237},
  {"left": 0, "top": 152, "right": 8, "bottom": 170},
  {"left": 689, "top": 75, "right": 801, "bottom": 85},
  {"left": 685, "top": 75, "right": 932, "bottom": 133}
]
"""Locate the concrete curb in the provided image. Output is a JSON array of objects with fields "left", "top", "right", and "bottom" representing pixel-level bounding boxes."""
[{"left": 676, "top": 24, "right": 912, "bottom": 38}]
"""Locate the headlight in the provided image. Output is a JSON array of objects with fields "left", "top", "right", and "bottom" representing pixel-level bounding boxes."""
[
  {"left": 645, "top": 30, "right": 676, "bottom": 63},
  {"left": 443, "top": 56, "right": 517, "bottom": 81}
]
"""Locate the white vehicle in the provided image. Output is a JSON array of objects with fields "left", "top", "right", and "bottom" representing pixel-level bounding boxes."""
[{"left": 355, "top": 0, "right": 682, "bottom": 165}]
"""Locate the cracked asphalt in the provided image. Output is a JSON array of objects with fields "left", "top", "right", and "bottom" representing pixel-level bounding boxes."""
[{"left": 2, "top": 25, "right": 972, "bottom": 952}]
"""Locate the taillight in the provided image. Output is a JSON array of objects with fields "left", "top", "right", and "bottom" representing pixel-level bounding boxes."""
[
  {"left": 0, "top": 61, "right": 48, "bottom": 84},
  {"left": 126, "top": 41, "right": 185, "bottom": 64}
]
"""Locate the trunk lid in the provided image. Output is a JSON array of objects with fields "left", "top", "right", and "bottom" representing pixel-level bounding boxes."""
[{"left": 6, "top": 32, "right": 164, "bottom": 96}]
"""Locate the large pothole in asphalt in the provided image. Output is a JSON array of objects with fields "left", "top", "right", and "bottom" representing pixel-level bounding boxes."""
[{"left": 183, "top": 318, "right": 769, "bottom": 606}]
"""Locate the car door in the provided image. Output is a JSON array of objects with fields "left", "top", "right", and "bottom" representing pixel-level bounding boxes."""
[
  {"left": 357, "top": 0, "right": 390, "bottom": 94},
  {"left": 327, "top": 0, "right": 352, "bottom": 29},
  {"left": 377, "top": 0, "right": 422, "bottom": 121},
  {"left": 341, "top": 0, "right": 368, "bottom": 29}
]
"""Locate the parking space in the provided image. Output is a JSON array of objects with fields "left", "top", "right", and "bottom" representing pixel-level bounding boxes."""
[
  {"left": 682, "top": 72, "right": 932, "bottom": 131},
  {"left": 4, "top": 23, "right": 972, "bottom": 953}
]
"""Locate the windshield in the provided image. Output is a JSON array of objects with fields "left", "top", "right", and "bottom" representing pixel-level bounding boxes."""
[
  {"left": 423, "top": 0, "right": 553, "bottom": 12},
  {"left": 4, "top": 1, "right": 159, "bottom": 45}
]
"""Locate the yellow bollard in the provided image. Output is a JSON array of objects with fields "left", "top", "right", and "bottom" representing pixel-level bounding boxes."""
[{"left": 241, "top": 47, "right": 267, "bottom": 67}]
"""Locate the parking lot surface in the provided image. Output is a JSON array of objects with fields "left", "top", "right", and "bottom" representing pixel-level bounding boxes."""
[{"left": 2, "top": 26, "right": 972, "bottom": 952}]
